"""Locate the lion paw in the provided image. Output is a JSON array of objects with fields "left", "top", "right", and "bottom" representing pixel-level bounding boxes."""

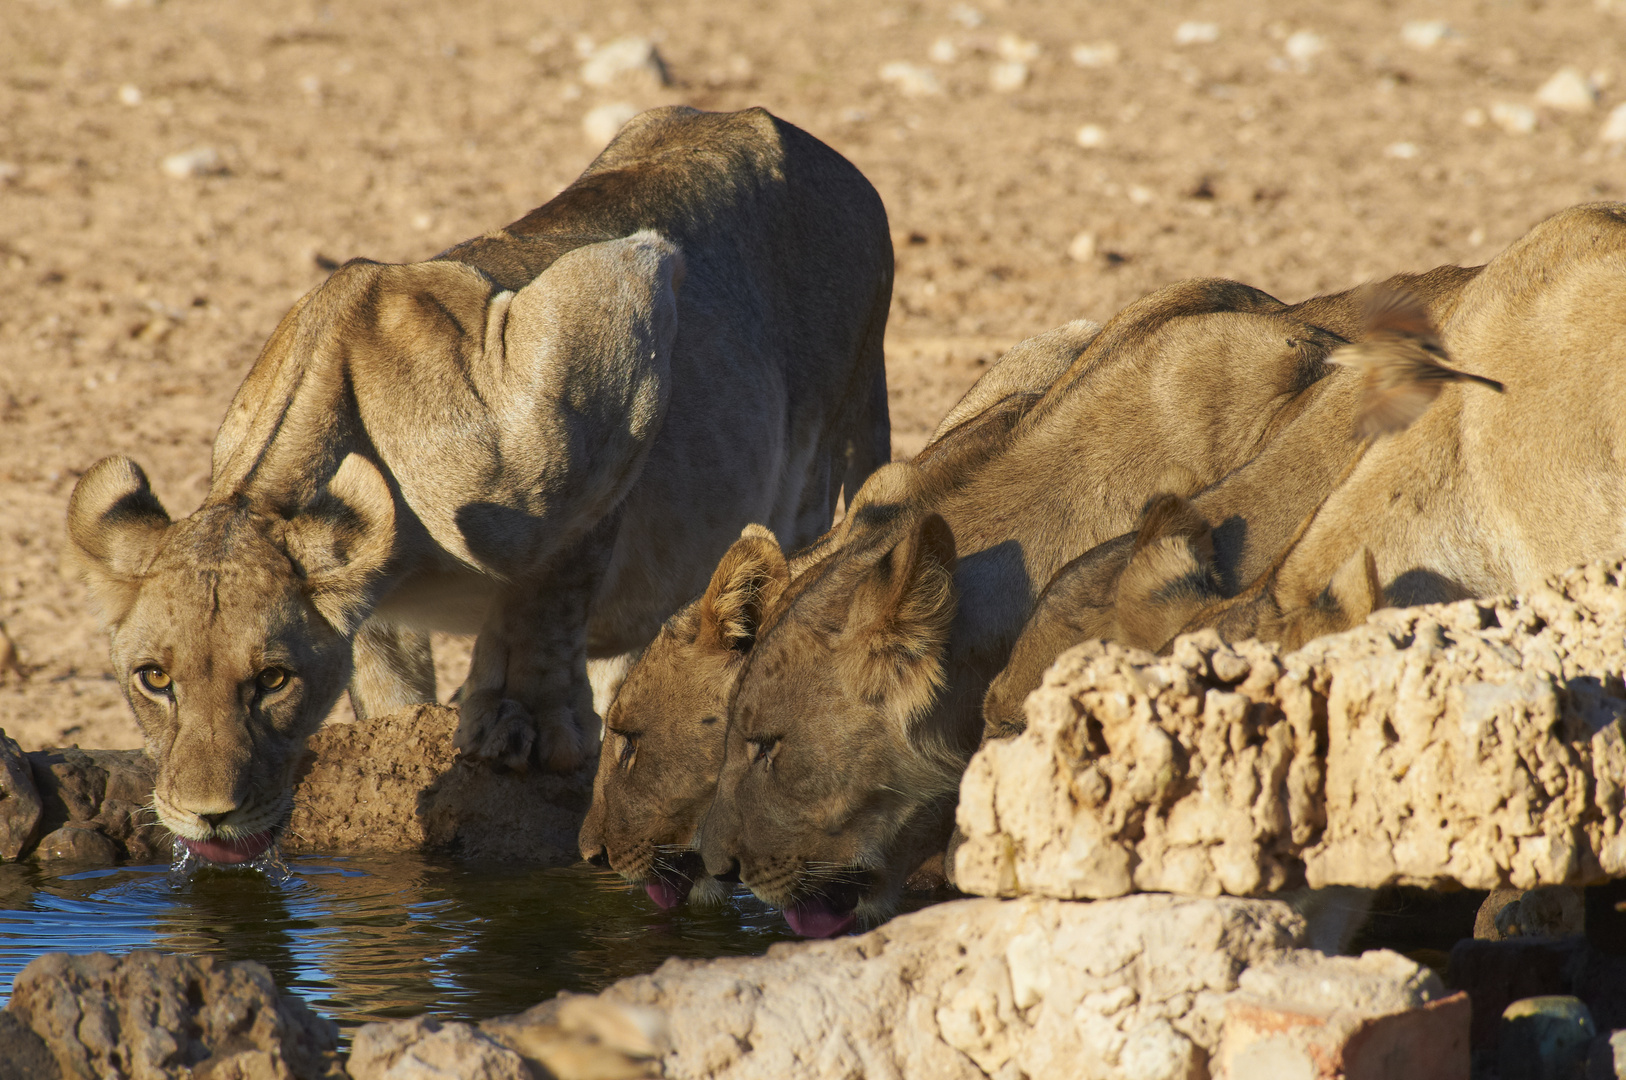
[
  {"left": 454, "top": 696, "right": 537, "bottom": 772},
  {"left": 533, "top": 704, "right": 588, "bottom": 773}
]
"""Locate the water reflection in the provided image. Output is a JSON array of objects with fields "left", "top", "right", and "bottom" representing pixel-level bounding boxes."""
[{"left": 0, "top": 855, "right": 803, "bottom": 1031}]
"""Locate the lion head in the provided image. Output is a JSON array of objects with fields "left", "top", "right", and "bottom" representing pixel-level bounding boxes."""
[
  {"left": 578, "top": 524, "right": 790, "bottom": 908},
  {"left": 64, "top": 453, "right": 394, "bottom": 863},
  {"left": 698, "top": 466, "right": 969, "bottom": 937}
]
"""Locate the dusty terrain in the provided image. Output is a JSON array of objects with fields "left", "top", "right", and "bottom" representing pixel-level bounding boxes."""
[{"left": 2, "top": 0, "right": 1622, "bottom": 751}]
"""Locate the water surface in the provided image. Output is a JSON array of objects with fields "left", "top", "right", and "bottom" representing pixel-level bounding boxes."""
[{"left": 0, "top": 854, "right": 804, "bottom": 1031}]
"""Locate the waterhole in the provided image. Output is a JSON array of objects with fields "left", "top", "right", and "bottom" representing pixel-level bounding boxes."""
[{"left": 0, "top": 854, "right": 806, "bottom": 1034}]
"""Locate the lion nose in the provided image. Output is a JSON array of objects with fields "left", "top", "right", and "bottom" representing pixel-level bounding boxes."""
[
  {"left": 200, "top": 812, "right": 230, "bottom": 831},
  {"left": 709, "top": 856, "right": 742, "bottom": 884},
  {"left": 583, "top": 845, "right": 610, "bottom": 868}
]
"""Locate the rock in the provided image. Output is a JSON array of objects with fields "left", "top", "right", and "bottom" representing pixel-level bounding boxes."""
[
  {"left": 588, "top": 893, "right": 1306, "bottom": 1079},
  {"left": 1477, "top": 886, "right": 1587, "bottom": 940},
  {"left": 1283, "top": 30, "right": 1325, "bottom": 70},
  {"left": 1586, "top": 1029, "right": 1626, "bottom": 1080},
  {"left": 878, "top": 61, "right": 942, "bottom": 97},
  {"left": 32, "top": 823, "right": 119, "bottom": 864},
  {"left": 11, "top": 705, "right": 588, "bottom": 864},
  {"left": 1400, "top": 20, "right": 1454, "bottom": 50},
  {"left": 482, "top": 995, "right": 665, "bottom": 1079},
  {"left": 1214, "top": 951, "right": 1468, "bottom": 1080},
  {"left": 579, "top": 37, "right": 670, "bottom": 89},
  {"left": 1536, "top": 67, "right": 1599, "bottom": 112},
  {"left": 1492, "top": 101, "right": 1539, "bottom": 134},
  {"left": 989, "top": 61, "right": 1028, "bottom": 93},
  {"left": 26, "top": 746, "right": 168, "bottom": 863},
  {"left": 582, "top": 103, "right": 642, "bottom": 147},
  {"left": 1600, "top": 103, "right": 1626, "bottom": 144},
  {"left": 0, "top": 1011, "right": 60, "bottom": 1080},
  {"left": 1070, "top": 42, "right": 1121, "bottom": 68},
  {"left": 1447, "top": 935, "right": 1626, "bottom": 1059},
  {"left": 351, "top": 997, "right": 666, "bottom": 1080},
  {"left": 1501, "top": 996, "right": 1595, "bottom": 1080},
  {"left": 0, "top": 729, "right": 42, "bottom": 860},
  {"left": 5, "top": 951, "right": 338, "bottom": 1080},
  {"left": 287, "top": 703, "right": 591, "bottom": 863},
  {"left": 348, "top": 1016, "right": 532, "bottom": 1080},
  {"left": 1173, "top": 21, "right": 1219, "bottom": 46},
  {"left": 1075, "top": 124, "right": 1106, "bottom": 149},
  {"left": 1068, "top": 231, "right": 1098, "bottom": 262},
  {"left": 161, "top": 146, "right": 226, "bottom": 179},
  {"left": 955, "top": 558, "right": 1626, "bottom": 900}
]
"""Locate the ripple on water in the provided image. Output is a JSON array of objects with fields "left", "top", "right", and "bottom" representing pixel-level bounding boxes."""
[{"left": 0, "top": 854, "right": 803, "bottom": 1032}]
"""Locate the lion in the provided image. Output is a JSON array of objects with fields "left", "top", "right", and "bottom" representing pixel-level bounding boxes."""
[
  {"left": 577, "top": 321, "right": 1099, "bottom": 909},
  {"left": 1129, "top": 202, "right": 1626, "bottom": 652},
  {"left": 63, "top": 106, "right": 892, "bottom": 865},
  {"left": 987, "top": 204, "right": 1626, "bottom": 731},
  {"left": 691, "top": 272, "right": 1484, "bottom": 934}
]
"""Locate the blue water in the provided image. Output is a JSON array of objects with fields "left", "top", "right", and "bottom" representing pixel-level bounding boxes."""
[{"left": 0, "top": 854, "right": 801, "bottom": 1030}]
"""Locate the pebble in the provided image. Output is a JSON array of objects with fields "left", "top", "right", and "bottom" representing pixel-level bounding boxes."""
[
  {"left": 1173, "top": 21, "right": 1219, "bottom": 46},
  {"left": 1601, "top": 102, "right": 1626, "bottom": 143},
  {"left": 1284, "top": 30, "right": 1325, "bottom": 68},
  {"left": 1400, "top": 20, "right": 1453, "bottom": 50},
  {"left": 1071, "top": 42, "right": 1120, "bottom": 68},
  {"left": 117, "top": 84, "right": 141, "bottom": 106},
  {"left": 1462, "top": 106, "right": 1487, "bottom": 128},
  {"left": 1384, "top": 141, "right": 1419, "bottom": 159},
  {"left": 1535, "top": 67, "right": 1598, "bottom": 112},
  {"left": 879, "top": 61, "right": 942, "bottom": 97},
  {"left": 990, "top": 61, "right": 1029, "bottom": 92},
  {"left": 948, "top": 4, "right": 984, "bottom": 29},
  {"left": 1075, "top": 123, "right": 1106, "bottom": 148},
  {"left": 996, "top": 34, "right": 1040, "bottom": 63},
  {"left": 1067, "top": 231, "right": 1097, "bottom": 262},
  {"left": 1491, "top": 102, "right": 1538, "bottom": 135},
  {"left": 1127, "top": 184, "right": 1154, "bottom": 205},
  {"left": 929, "top": 38, "right": 958, "bottom": 64},
  {"left": 582, "top": 102, "right": 641, "bottom": 146},
  {"left": 0, "top": 162, "right": 20, "bottom": 185},
  {"left": 161, "top": 147, "right": 224, "bottom": 179},
  {"left": 579, "top": 37, "right": 670, "bottom": 89}
]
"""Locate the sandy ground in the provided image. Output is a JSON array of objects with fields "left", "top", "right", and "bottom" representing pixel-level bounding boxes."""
[{"left": 2, "top": 0, "right": 1623, "bottom": 751}]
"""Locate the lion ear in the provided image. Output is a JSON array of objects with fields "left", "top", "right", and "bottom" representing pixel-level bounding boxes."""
[
  {"left": 282, "top": 454, "right": 396, "bottom": 634},
  {"left": 1327, "top": 545, "right": 1385, "bottom": 624},
  {"left": 64, "top": 456, "right": 172, "bottom": 627},
  {"left": 851, "top": 512, "right": 958, "bottom": 723},
  {"left": 697, "top": 524, "right": 790, "bottom": 654}
]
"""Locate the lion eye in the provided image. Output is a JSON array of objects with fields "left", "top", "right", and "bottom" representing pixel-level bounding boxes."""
[
  {"left": 615, "top": 732, "right": 638, "bottom": 768},
  {"left": 257, "top": 668, "right": 289, "bottom": 692},
  {"left": 137, "top": 666, "right": 172, "bottom": 694}
]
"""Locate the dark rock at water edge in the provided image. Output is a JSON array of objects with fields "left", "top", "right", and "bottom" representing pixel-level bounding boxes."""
[{"left": 0, "top": 729, "right": 43, "bottom": 860}]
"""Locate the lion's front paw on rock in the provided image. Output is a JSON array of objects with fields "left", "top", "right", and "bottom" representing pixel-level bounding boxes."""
[
  {"left": 533, "top": 704, "right": 588, "bottom": 773},
  {"left": 454, "top": 696, "right": 537, "bottom": 772}
]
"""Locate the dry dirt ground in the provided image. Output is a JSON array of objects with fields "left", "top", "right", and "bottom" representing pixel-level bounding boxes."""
[{"left": 2, "top": 0, "right": 1623, "bottom": 752}]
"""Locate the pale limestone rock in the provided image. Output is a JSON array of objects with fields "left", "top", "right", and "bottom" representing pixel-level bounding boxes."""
[
  {"left": 590, "top": 893, "right": 1305, "bottom": 1080},
  {"left": 348, "top": 1016, "right": 532, "bottom": 1080},
  {"left": 578, "top": 38, "right": 670, "bottom": 89},
  {"left": 956, "top": 557, "right": 1626, "bottom": 899},
  {"left": 5, "top": 951, "right": 338, "bottom": 1079}
]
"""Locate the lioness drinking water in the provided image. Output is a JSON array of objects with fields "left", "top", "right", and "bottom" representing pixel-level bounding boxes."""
[{"left": 65, "top": 106, "right": 892, "bottom": 864}]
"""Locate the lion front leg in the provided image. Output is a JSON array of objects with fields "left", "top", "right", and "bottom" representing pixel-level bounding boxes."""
[
  {"left": 349, "top": 620, "right": 436, "bottom": 719},
  {"left": 456, "top": 540, "right": 608, "bottom": 773}
]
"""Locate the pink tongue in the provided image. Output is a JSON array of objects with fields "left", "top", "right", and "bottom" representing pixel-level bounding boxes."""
[
  {"left": 182, "top": 832, "right": 272, "bottom": 865},
  {"left": 645, "top": 875, "right": 693, "bottom": 911},
  {"left": 784, "top": 897, "right": 857, "bottom": 939}
]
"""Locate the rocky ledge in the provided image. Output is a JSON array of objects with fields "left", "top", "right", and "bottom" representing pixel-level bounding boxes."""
[
  {"left": 955, "top": 557, "right": 1626, "bottom": 900},
  {"left": 0, "top": 704, "right": 591, "bottom": 866}
]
